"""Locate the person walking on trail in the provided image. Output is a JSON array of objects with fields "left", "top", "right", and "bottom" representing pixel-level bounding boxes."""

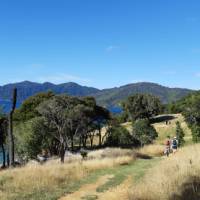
[
  {"left": 171, "top": 137, "right": 178, "bottom": 154},
  {"left": 164, "top": 136, "right": 171, "bottom": 157}
]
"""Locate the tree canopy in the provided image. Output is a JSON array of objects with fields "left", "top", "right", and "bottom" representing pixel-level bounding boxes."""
[
  {"left": 132, "top": 119, "right": 158, "bottom": 146},
  {"left": 14, "top": 91, "right": 54, "bottom": 122},
  {"left": 124, "top": 94, "right": 162, "bottom": 121},
  {"left": 168, "top": 91, "right": 200, "bottom": 142}
]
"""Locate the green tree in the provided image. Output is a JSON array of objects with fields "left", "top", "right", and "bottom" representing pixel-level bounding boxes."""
[
  {"left": 36, "top": 95, "right": 109, "bottom": 162},
  {"left": 15, "top": 117, "right": 55, "bottom": 160},
  {"left": 0, "top": 117, "right": 7, "bottom": 168},
  {"left": 191, "top": 125, "right": 200, "bottom": 143},
  {"left": 37, "top": 95, "right": 82, "bottom": 163},
  {"left": 182, "top": 93, "right": 200, "bottom": 126},
  {"left": 105, "top": 124, "right": 134, "bottom": 147},
  {"left": 175, "top": 121, "right": 185, "bottom": 146},
  {"left": 124, "top": 94, "right": 162, "bottom": 121},
  {"left": 14, "top": 91, "right": 54, "bottom": 122},
  {"left": 83, "top": 97, "right": 110, "bottom": 147},
  {"left": 176, "top": 92, "right": 200, "bottom": 142},
  {"left": 15, "top": 95, "right": 111, "bottom": 162},
  {"left": 132, "top": 119, "right": 158, "bottom": 146}
]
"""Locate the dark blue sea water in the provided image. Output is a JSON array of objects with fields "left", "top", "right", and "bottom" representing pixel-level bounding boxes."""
[
  {"left": 108, "top": 106, "right": 123, "bottom": 114},
  {"left": 0, "top": 150, "right": 7, "bottom": 164}
]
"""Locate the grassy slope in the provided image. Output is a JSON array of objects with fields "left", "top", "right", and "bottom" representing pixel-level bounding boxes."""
[
  {"left": 123, "top": 113, "right": 192, "bottom": 145},
  {"left": 153, "top": 114, "right": 192, "bottom": 145},
  {"left": 129, "top": 144, "right": 200, "bottom": 200}
]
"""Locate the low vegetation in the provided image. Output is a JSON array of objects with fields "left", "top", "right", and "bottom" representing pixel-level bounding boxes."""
[
  {"left": 128, "top": 144, "right": 200, "bottom": 200},
  {"left": 137, "top": 144, "right": 164, "bottom": 157},
  {"left": 0, "top": 148, "right": 135, "bottom": 200}
]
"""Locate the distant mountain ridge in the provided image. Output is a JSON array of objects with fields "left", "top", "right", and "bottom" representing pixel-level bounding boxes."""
[
  {"left": 94, "top": 82, "right": 194, "bottom": 107},
  {"left": 0, "top": 81, "right": 194, "bottom": 112},
  {"left": 0, "top": 81, "right": 100, "bottom": 112}
]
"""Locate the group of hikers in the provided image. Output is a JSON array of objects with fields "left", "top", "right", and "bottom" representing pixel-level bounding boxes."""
[{"left": 164, "top": 136, "right": 178, "bottom": 157}]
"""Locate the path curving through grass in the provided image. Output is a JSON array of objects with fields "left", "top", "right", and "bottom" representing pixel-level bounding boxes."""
[{"left": 59, "top": 157, "right": 161, "bottom": 200}]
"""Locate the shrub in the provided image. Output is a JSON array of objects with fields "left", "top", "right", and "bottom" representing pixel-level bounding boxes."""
[
  {"left": 80, "top": 149, "right": 88, "bottom": 159},
  {"left": 132, "top": 119, "right": 158, "bottom": 146},
  {"left": 105, "top": 125, "right": 134, "bottom": 147},
  {"left": 176, "top": 121, "right": 185, "bottom": 146},
  {"left": 124, "top": 94, "right": 162, "bottom": 121},
  {"left": 191, "top": 125, "right": 200, "bottom": 143}
]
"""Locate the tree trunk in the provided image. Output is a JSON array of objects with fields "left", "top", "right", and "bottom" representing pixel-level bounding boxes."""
[
  {"left": 82, "top": 136, "right": 87, "bottom": 148},
  {"left": 60, "top": 143, "right": 65, "bottom": 163},
  {"left": 84, "top": 136, "right": 87, "bottom": 148},
  {"left": 8, "top": 88, "right": 17, "bottom": 167},
  {"left": 8, "top": 113, "right": 15, "bottom": 167},
  {"left": 1, "top": 143, "right": 6, "bottom": 168},
  {"left": 6, "top": 153, "right": 9, "bottom": 166},
  {"left": 71, "top": 135, "right": 74, "bottom": 151},
  {"left": 79, "top": 136, "right": 82, "bottom": 149},
  {"left": 90, "top": 137, "right": 93, "bottom": 148}
]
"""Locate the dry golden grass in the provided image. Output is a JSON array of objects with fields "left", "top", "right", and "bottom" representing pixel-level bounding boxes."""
[
  {"left": 87, "top": 148, "right": 135, "bottom": 160},
  {"left": 128, "top": 144, "right": 200, "bottom": 200},
  {"left": 0, "top": 149, "right": 135, "bottom": 200},
  {"left": 122, "top": 114, "right": 192, "bottom": 145},
  {"left": 97, "top": 175, "right": 132, "bottom": 200},
  {"left": 153, "top": 114, "right": 192, "bottom": 144},
  {"left": 137, "top": 144, "right": 165, "bottom": 157}
]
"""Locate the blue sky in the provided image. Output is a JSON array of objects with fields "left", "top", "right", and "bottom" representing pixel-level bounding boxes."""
[{"left": 0, "top": 0, "right": 200, "bottom": 89}]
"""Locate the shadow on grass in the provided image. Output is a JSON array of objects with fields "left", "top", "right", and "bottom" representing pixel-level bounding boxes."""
[
  {"left": 136, "top": 153, "right": 152, "bottom": 160},
  {"left": 170, "top": 176, "right": 200, "bottom": 200},
  {"left": 150, "top": 115, "right": 176, "bottom": 124}
]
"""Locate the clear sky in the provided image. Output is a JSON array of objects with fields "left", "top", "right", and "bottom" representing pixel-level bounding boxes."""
[{"left": 0, "top": 0, "right": 200, "bottom": 89}]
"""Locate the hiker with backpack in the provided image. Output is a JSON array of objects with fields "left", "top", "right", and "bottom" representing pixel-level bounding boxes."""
[
  {"left": 164, "top": 136, "right": 171, "bottom": 157},
  {"left": 171, "top": 137, "right": 178, "bottom": 154}
]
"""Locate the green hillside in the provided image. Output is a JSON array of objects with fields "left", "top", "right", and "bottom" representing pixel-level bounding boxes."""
[{"left": 94, "top": 82, "right": 193, "bottom": 107}]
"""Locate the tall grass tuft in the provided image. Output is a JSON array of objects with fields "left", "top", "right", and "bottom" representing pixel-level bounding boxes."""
[{"left": 128, "top": 144, "right": 200, "bottom": 200}]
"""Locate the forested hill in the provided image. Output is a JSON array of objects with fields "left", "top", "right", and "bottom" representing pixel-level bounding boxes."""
[
  {"left": 0, "top": 81, "right": 100, "bottom": 112},
  {"left": 93, "top": 82, "right": 194, "bottom": 107},
  {"left": 0, "top": 81, "right": 194, "bottom": 112}
]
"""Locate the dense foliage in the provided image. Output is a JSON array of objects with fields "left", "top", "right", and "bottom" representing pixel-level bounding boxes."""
[
  {"left": 175, "top": 121, "right": 185, "bottom": 146},
  {"left": 132, "top": 119, "right": 158, "bottom": 146},
  {"left": 124, "top": 94, "right": 162, "bottom": 121},
  {"left": 14, "top": 91, "right": 55, "bottom": 122},
  {"left": 169, "top": 92, "right": 200, "bottom": 142},
  {"left": 105, "top": 124, "right": 135, "bottom": 147},
  {"left": 14, "top": 93, "right": 110, "bottom": 162}
]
